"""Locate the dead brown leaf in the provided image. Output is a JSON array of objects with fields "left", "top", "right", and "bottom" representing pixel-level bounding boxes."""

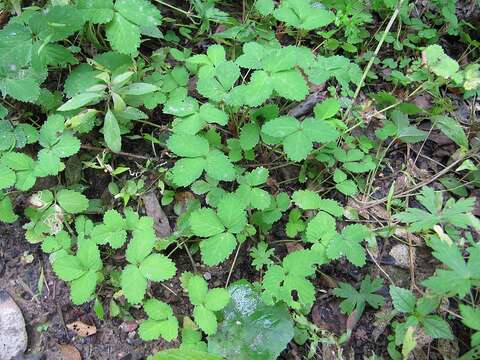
[
  {"left": 58, "top": 344, "right": 81, "bottom": 360},
  {"left": 141, "top": 192, "right": 171, "bottom": 238},
  {"left": 66, "top": 321, "right": 96, "bottom": 337}
]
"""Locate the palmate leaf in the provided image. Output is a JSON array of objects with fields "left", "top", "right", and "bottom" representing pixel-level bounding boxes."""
[
  {"left": 139, "top": 299, "right": 178, "bottom": 341},
  {"left": 326, "top": 224, "right": 370, "bottom": 266},
  {"left": 333, "top": 276, "right": 385, "bottom": 316},
  {"left": 422, "top": 236, "right": 480, "bottom": 298},
  {"left": 273, "top": 0, "right": 335, "bottom": 30},
  {"left": 395, "top": 186, "right": 475, "bottom": 232}
]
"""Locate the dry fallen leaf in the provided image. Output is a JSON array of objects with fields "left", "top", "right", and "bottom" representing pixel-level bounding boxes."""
[
  {"left": 141, "top": 191, "right": 171, "bottom": 238},
  {"left": 66, "top": 321, "right": 96, "bottom": 337},
  {"left": 58, "top": 344, "right": 82, "bottom": 360}
]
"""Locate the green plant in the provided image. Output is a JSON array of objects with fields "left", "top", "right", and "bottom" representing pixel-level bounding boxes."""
[
  {"left": 333, "top": 276, "right": 385, "bottom": 319},
  {"left": 138, "top": 299, "right": 178, "bottom": 341},
  {"left": 189, "top": 193, "right": 247, "bottom": 265},
  {"left": 182, "top": 274, "right": 230, "bottom": 335}
]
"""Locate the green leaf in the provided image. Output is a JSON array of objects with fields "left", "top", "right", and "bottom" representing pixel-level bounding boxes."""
[
  {"left": 421, "top": 315, "right": 453, "bottom": 339},
  {"left": 104, "top": 109, "right": 122, "bottom": 153},
  {"left": 204, "top": 288, "right": 230, "bottom": 311},
  {"left": 305, "top": 211, "right": 336, "bottom": 243},
  {"left": 390, "top": 286, "right": 416, "bottom": 313},
  {"left": 208, "top": 283, "right": 293, "bottom": 360},
  {"left": 121, "top": 264, "right": 148, "bottom": 304},
  {"left": 0, "top": 165, "right": 15, "bottom": 189},
  {"left": 262, "top": 116, "right": 299, "bottom": 138},
  {"left": 433, "top": 115, "right": 468, "bottom": 148},
  {"left": 336, "top": 180, "right": 358, "bottom": 196},
  {"left": 204, "top": 150, "right": 236, "bottom": 182},
  {"left": 0, "top": 196, "right": 18, "bottom": 223},
  {"left": 56, "top": 189, "right": 89, "bottom": 214},
  {"left": 57, "top": 92, "right": 103, "bottom": 111},
  {"left": 255, "top": 0, "right": 274, "bottom": 16},
  {"left": 217, "top": 194, "right": 247, "bottom": 233},
  {"left": 292, "top": 190, "right": 320, "bottom": 210},
  {"left": 115, "top": 0, "right": 162, "bottom": 28},
  {"left": 125, "top": 225, "right": 156, "bottom": 264},
  {"left": 327, "top": 224, "right": 369, "bottom": 266},
  {"left": 52, "top": 255, "right": 85, "bottom": 281},
  {"left": 283, "top": 131, "right": 312, "bottom": 161},
  {"left": 271, "top": 69, "right": 308, "bottom": 101},
  {"left": 139, "top": 254, "right": 176, "bottom": 281},
  {"left": 77, "top": 0, "right": 114, "bottom": 24},
  {"left": 170, "top": 157, "right": 206, "bottom": 187},
  {"left": 314, "top": 98, "right": 340, "bottom": 120},
  {"left": 77, "top": 239, "right": 102, "bottom": 271},
  {"left": 273, "top": 0, "right": 335, "bottom": 30},
  {"left": 193, "top": 304, "right": 217, "bottom": 335},
  {"left": 200, "top": 232, "right": 237, "bottom": 266},
  {"left": 106, "top": 13, "right": 140, "bottom": 55},
  {"left": 239, "top": 123, "right": 260, "bottom": 150},
  {"left": 187, "top": 275, "right": 209, "bottom": 306},
  {"left": 424, "top": 44, "right": 459, "bottom": 79},
  {"left": 70, "top": 270, "right": 98, "bottom": 305},
  {"left": 333, "top": 276, "right": 384, "bottom": 316},
  {"left": 167, "top": 134, "right": 209, "bottom": 158},
  {"left": 190, "top": 208, "right": 225, "bottom": 237},
  {"left": 148, "top": 349, "right": 222, "bottom": 360}
]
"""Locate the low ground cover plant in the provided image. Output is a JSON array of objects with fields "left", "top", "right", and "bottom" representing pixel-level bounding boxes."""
[{"left": 0, "top": 0, "right": 479, "bottom": 358}]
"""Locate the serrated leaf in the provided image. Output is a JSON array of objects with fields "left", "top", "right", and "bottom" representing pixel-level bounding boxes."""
[
  {"left": 193, "top": 304, "right": 217, "bottom": 335},
  {"left": 292, "top": 190, "right": 321, "bottom": 210},
  {"left": 70, "top": 270, "right": 98, "bottom": 305},
  {"left": 390, "top": 286, "right": 416, "bottom": 313},
  {"left": 205, "top": 150, "right": 236, "bottom": 182},
  {"left": 190, "top": 208, "right": 224, "bottom": 237},
  {"left": 139, "top": 253, "right": 176, "bottom": 281},
  {"left": 200, "top": 232, "right": 237, "bottom": 266},
  {"left": 106, "top": 13, "right": 140, "bottom": 55},
  {"left": 217, "top": 194, "right": 247, "bottom": 233},
  {"left": 187, "top": 275, "right": 208, "bottom": 306},
  {"left": 170, "top": 157, "right": 206, "bottom": 187},
  {"left": 52, "top": 255, "right": 85, "bottom": 281},
  {"left": 204, "top": 288, "right": 230, "bottom": 311},
  {"left": 167, "top": 134, "right": 209, "bottom": 158},
  {"left": 121, "top": 264, "right": 147, "bottom": 304}
]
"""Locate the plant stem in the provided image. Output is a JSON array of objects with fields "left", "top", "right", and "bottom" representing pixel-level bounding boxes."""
[{"left": 343, "top": 0, "right": 405, "bottom": 121}]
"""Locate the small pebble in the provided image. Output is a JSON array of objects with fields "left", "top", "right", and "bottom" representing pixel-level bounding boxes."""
[{"left": 203, "top": 272, "right": 212, "bottom": 281}]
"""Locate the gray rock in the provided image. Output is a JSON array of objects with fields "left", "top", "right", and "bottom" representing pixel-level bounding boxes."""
[
  {"left": 389, "top": 244, "right": 414, "bottom": 269},
  {"left": 0, "top": 291, "right": 28, "bottom": 360}
]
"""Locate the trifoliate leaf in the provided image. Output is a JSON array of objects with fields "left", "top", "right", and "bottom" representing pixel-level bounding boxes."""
[{"left": 56, "top": 189, "right": 89, "bottom": 214}]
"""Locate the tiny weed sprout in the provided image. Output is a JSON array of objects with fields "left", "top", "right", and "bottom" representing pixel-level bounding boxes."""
[{"left": 0, "top": 0, "right": 479, "bottom": 359}]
